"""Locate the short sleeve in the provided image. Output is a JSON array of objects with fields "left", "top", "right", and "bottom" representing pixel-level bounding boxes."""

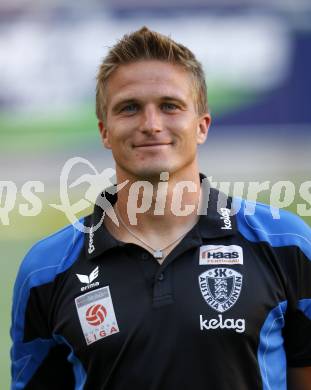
[
  {"left": 11, "top": 242, "right": 75, "bottom": 389},
  {"left": 283, "top": 218, "right": 311, "bottom": 367}
]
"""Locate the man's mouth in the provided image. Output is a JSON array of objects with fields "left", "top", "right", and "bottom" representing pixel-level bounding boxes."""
[{"left": 134, "top": 142, "right": 172, "bottom": 148}]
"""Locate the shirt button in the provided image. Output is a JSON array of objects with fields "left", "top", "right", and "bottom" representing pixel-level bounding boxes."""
[
  {"left": 141, "top": 253, "right": 149, "bottom": 260},
  {"left": 157, "top": 273, "right": 164, "bottom": 281}
]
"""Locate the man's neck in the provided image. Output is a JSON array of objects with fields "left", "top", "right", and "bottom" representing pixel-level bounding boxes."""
[
  {"left": 104, "top": 168, "right": 203, "bottom": 255},
  {"left": 118, "top": 170, "right": 200, "bottom": 226}
]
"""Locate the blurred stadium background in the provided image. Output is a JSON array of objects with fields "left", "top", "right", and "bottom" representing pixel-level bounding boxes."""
[{"left": 1, "top": 0, "right": 310, "bottom": 387}]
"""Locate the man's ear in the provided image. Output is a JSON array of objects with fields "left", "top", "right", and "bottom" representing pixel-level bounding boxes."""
[
  {"left": 197, "top": 113, "right": 211, "bottom": 145},
  {"left": 98, "top": 120, "right": 112, "bottom": 149}
]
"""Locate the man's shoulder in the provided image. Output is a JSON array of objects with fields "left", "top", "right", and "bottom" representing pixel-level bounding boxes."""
[
  {"left": 234, "top": 198, "right": 311, "bottom": 259},
  {"left": 15, "top": 219, "right": 85, "bottom": 290}
]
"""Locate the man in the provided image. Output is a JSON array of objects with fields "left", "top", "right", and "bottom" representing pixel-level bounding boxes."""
[{"left": 11, "top": 27, "right": 311, "bottom": 389}]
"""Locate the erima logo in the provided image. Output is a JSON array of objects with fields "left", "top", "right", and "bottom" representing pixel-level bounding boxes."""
[
  {"left": 199, "top": 245, "right": 243, "bottom": 265},
  {"left": 76, "top": 266, "right": 99, "bottom": 292},
  {"left": 88, "top": 226, "right": 95, "bottom": 254},
  {"left": 200, "top": 314, "right": 245, "bottom": 333},
  {"left": 220, "top": 207, "right": 232, "bottom": 230}
]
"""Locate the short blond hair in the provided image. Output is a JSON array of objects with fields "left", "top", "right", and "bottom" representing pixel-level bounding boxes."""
[{"left": 96, "top": 26, "right": 208, "bottom": 121}]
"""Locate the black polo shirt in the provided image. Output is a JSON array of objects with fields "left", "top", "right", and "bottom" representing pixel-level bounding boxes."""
[{"left": 11, "top": 186, "right": 311, "bottom": 390}]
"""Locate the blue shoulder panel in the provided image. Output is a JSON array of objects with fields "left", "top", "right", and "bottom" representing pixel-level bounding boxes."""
[
  {"left": 234, "top": 198, "right": 311, "bottom": 261},
  {"left": 11, "top": 219, "right": 85, "bottom": 390}
]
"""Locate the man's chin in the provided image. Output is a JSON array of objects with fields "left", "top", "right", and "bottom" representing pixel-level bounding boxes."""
[{"left": 127, "top": 165, "right": 173, "bottom": 181}]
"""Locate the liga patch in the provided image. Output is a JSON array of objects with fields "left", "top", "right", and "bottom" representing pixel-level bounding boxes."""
[
  {"left": 199, "top": 245, "right": 243, "bottom": 265},
  {"left": 75, "top": 286, "right": 119, "bottom": 345}
]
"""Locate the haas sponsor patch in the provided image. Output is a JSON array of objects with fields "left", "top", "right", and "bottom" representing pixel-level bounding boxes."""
[
  {"left": 75, "top": 286, "right": 119, "bottom": 345},
  {"left": 199, "top": 245, "right": 243, "bottom": 265},
  {"left": 198, "top": 268, "right": 243, "bottom": 313}
]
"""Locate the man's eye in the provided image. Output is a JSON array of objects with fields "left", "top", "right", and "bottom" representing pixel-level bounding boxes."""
[
  {"left": 120, "top": 104, "right": 138, "bottom": 113},
  {"left": 162, "top": 103, "right": 178, "bottom": 111}
]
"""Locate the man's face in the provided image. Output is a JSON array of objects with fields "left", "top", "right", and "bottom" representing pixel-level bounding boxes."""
[{"left": 98, "top": 60, "right": 211, "bottom": 180}]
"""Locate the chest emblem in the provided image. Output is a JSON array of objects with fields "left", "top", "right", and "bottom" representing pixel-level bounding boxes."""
[
  {"left": 76, "top": 266, "right": 100, "bottom": 292},
  {"left": 75, "top": 286, "right": 120, "bottom": 345},
  {"left": 198, "top": 268, "right": 243, "bottom": 313}
]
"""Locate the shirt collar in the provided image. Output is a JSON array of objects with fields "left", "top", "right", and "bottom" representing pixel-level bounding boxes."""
[{"left": 84, "top": 174, "right": 237, "bottom": 260}]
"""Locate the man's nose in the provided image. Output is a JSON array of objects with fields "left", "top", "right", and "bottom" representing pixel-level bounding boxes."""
[{"left": 139, "top": 105, "right": 162, "bottom": 134}]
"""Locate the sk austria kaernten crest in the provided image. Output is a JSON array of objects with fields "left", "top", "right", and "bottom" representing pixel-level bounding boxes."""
[{"left": 199, "top": 268, "right": 243, "bottom": 313}]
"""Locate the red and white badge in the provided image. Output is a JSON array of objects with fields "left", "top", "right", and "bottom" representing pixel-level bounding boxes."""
[{"left": 75, "top": 286, "right": 119, "bottom": 345}]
